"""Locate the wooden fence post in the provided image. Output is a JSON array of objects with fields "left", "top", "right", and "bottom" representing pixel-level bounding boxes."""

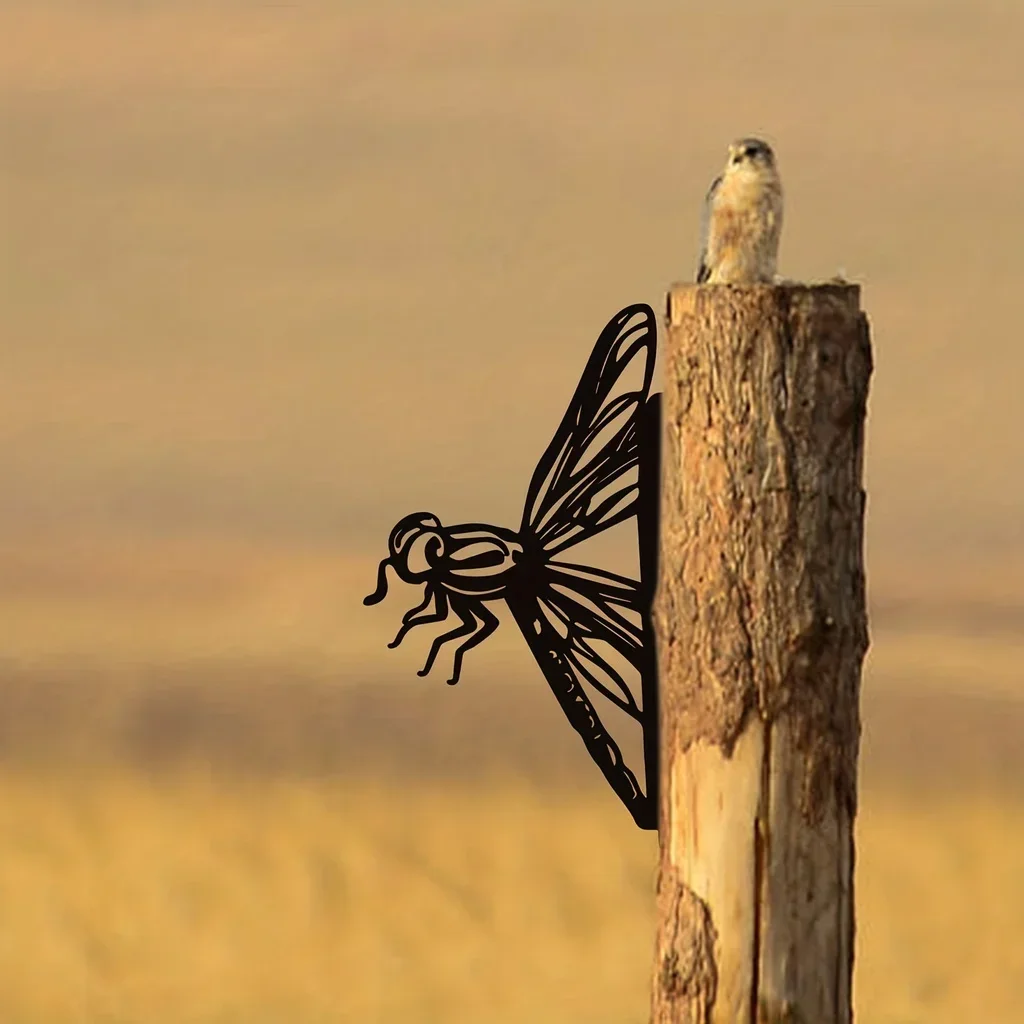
[{"left": 650, "top": 283, "right": 872, "bottom": 1024}]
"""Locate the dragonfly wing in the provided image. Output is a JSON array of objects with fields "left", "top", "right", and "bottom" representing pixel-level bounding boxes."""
[
  {"left": 505, "top": 561, "right": 657, "bottom": 830},
  {"left": 520, "top": 304, "right": 656, "bottom": 556},
  {"left": 543, "top": 561, "right": 644, "bottom": 706}
]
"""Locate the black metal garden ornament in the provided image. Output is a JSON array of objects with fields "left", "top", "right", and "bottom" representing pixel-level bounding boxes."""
[{"left": 364, "top": 304, "right": 661, "bottom": 830}]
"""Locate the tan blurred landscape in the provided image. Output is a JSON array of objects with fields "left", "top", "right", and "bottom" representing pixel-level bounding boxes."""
[{"left": 2, "top": 2, "right": 1023, "bottom": 1021}]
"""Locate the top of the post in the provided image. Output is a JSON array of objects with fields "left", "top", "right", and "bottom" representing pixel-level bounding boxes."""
[{"left": 666, "top": 281, "right": 861, "bottom": 329}]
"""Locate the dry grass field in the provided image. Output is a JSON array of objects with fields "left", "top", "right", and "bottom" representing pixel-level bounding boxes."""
[
  {"left": 3, "top": 1, "right": 1024, "bottom": 1021},
  {"left": 0, "top": 770, "right": 1020, "bottom": 1024},
  {"left": 0, "top": 672, "right": 1021, "bottom": 1024}
]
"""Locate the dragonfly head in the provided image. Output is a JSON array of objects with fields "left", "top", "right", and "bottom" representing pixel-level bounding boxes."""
[{"left": 364, "top": 512, "right": 447, "bottom": 604}]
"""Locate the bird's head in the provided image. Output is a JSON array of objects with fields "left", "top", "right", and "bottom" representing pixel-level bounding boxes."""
[{"left": 725, "top": 137, "right": 777, "bottom": 176}]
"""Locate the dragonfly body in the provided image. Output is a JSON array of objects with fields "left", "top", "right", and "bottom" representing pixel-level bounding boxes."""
[
  {"left": 365, "top": 305, "right": 661, "bottom": 830},
  {"left": 433, "top": 524, "right": 527, "bottom": 598},
  {"left": 367, "top": 514, "right": 530, "bottom": 684}
]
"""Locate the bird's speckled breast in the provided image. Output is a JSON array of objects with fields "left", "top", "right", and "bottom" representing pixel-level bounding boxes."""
[{"left": 706, "top": 172, "right": 783, "bottom": 284}]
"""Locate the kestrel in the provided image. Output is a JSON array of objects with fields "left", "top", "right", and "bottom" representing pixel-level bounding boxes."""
[{"left": 696, "top": 137, "right": 783, "bottom": 284}]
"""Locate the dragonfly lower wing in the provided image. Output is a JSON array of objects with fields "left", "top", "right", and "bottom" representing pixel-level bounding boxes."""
[
  {"left": 544, "top": 562, "right": 645, "bottom": 667},
  {"left": 505, "top": 590, "right": 655, "bottom": 830}
]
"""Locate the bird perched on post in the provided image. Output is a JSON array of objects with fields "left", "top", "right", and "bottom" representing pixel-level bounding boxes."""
[{"left": 696, "top": 137, "right": 783, "bottom": 285}]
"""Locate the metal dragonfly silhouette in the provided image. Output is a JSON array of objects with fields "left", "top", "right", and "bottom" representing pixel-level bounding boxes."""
[{"left": 364, "top": 304, "right": 661, "bottom": 830}]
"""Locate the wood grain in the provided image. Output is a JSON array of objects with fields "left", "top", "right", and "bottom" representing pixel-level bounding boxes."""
[{"left": 651, "top": 284, "right": 872, "bottom": 1023}]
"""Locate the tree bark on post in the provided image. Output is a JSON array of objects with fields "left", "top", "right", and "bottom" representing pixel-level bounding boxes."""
[{"left": 650, "top": 283, "right": 872, "bottom": 1024}]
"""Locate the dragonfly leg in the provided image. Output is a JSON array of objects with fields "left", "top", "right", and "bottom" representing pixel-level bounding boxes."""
[
  {"left": 417, "top": 599, "right": 496, "bottom": 684},
  {"left": 446, "top": 602, "right": 499, "bottom": 685},
  {"left": 389, "top": 587, "right": 449, "bottom": 649}
]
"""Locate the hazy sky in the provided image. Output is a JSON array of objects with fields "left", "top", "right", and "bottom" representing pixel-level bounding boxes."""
[{"left": 4, "top": 1, "right": 1024, "bottom": 665}]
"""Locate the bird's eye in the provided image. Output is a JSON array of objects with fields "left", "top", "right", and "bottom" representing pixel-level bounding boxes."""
[{"left": 744, "top": 145, "right": 759, "bottom": 159}]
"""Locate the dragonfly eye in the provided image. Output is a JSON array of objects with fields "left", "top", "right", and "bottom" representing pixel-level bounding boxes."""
[{"left": 401, "top": 531, "right": 444, "bottom": 578}]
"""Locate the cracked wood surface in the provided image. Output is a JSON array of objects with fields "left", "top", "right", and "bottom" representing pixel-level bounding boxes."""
[{"left": 650, "top": 284, "right": 871, "bottom": 1024}]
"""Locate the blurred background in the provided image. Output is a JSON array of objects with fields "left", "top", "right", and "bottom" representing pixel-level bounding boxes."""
[{"left": 2, "top": 1, "right": 1023, "bottom": 1021}]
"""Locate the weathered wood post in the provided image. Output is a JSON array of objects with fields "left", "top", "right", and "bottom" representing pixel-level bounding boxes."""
[{"left": 650, "top": 283, "right": 872, "bottom": 1024}]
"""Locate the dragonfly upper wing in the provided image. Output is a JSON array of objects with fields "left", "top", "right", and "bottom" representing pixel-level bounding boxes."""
[{"left": 520, "top": 304, "right": 656, "bottom": 556}]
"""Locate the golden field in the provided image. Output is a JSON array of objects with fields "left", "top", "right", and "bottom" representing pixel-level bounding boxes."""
[
  {"left": 3, "top": 1, "right": 1024, "bottom": 1021},
  {"left": 0, "top": 672, "right": 1021, "bottom": 1023},
  {"left": 0, "top": 771, "right": 1021, "bottom": 1024}
]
